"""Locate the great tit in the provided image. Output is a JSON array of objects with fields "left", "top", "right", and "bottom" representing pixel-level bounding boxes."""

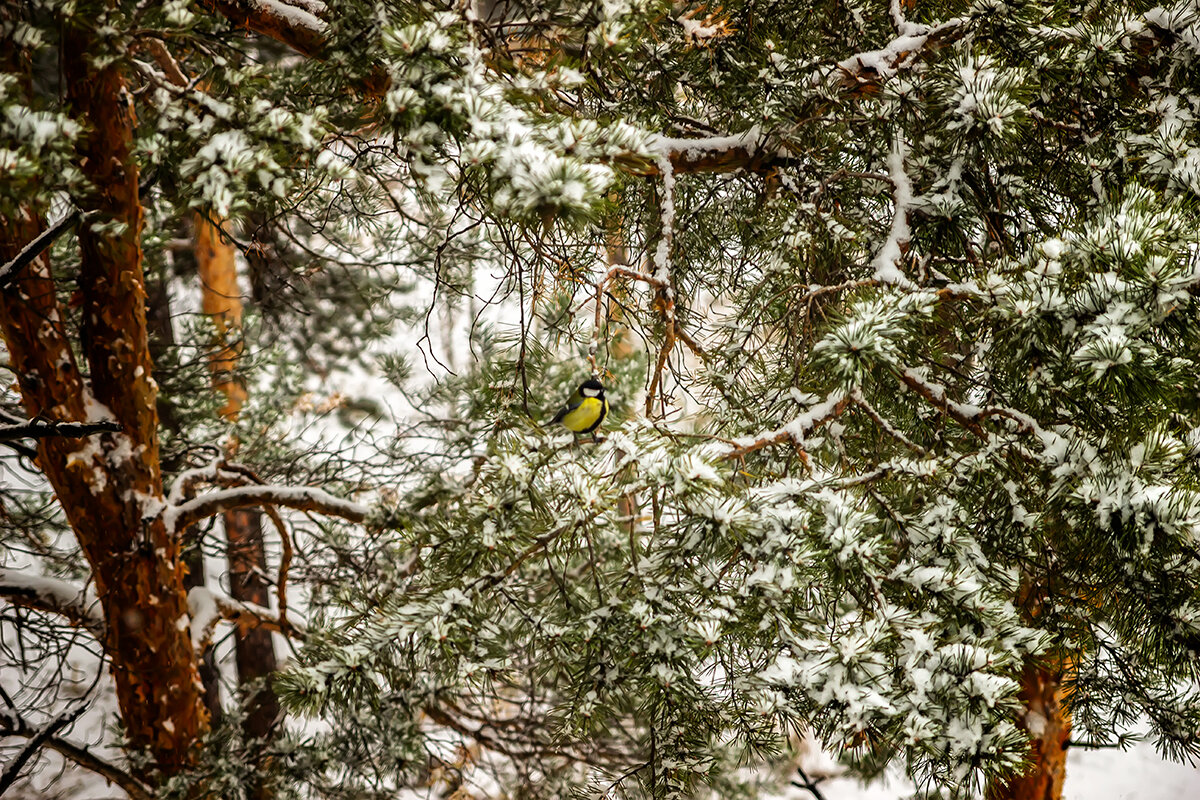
[{"left": 551, "top": 378, "right": 608, "bottom": 438}]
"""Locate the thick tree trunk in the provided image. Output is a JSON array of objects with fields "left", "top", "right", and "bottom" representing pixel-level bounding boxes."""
[
  {"left": 987, "top": 660, "right": 1071, "bottom": 800},
  {"left": 0, "top": 16, "right": 205, "bottom": 777}
]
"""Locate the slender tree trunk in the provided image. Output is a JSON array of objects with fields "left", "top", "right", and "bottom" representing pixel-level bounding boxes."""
[
  {"left": 225, "top": 508, "right": 283, "bottom": 740},
  {"left": 195, "top": 215, "right": 282, "bottom": 750},
  {"left": 195, "top": 216, "right": 248, "bottom": 417},
  {"left": 146, "top": 253, "right": 227, "bottom": 724}
]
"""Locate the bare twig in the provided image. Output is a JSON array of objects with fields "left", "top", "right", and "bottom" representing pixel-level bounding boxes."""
[{"left": 0, "top": 704, "right": 86, "bottom": 795}]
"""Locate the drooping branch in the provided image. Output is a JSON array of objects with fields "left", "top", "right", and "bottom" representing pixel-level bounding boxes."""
[
  {"left": 0, "top": 568, "right": 104, "bottom": 638},
  {"left": 0, "top": 718, "right": 152, "bottom": 800},
  {"left": 41, "top": 736, "right": 154, "bottom": 800},
  {"left": 166, "top": 485, "right": 370, "bottom": 533}
]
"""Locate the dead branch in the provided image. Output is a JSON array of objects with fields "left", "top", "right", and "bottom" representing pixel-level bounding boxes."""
[
  {"left": 0, "top": 420, "right": 120, "bottom": 441},
  {"left": 167, "top": 485, "right": 369, "bottom": 533}
]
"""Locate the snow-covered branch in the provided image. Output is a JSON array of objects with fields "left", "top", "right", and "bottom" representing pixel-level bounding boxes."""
[
  {"left": 725, "top": 392, "right": 852, "bottom": 459},
  {"left": 850, "top": 388, "right": 926, "bottom": 454},
  {"left": 0, "top": 568, "right": 103, "bottom": 638},
  {"left": 187, "top": 586, "right": 305, "bottom": 652},
  {"left": 823, "top": 15, "right": 968, "bottom": 88},
  {"left": 897, "top": 368, "right": 1038, "bottom": 439},
  {"left": 873, "top": 133, "right": 917, "bottom": 287},
  {"left": 201, "top": 0, "right": 388, "bottom": 94},
  {"left": 645, "top": 126, "right": 779, "bottom": 176},
  {"left": 202, "top": 0, "right": 326, "bottom": 56},
  {"left": 165, "top": 484, "right": 369, "bottom": 533}
]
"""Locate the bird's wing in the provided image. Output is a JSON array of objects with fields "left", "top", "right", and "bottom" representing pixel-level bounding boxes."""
[{"left": 550, "top": 390, "right": 583, "bottom": 424}]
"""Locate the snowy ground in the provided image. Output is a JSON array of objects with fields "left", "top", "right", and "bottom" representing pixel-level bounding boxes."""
[{"left": 799, "top": 742, "right": 1200, "bottom": 800}]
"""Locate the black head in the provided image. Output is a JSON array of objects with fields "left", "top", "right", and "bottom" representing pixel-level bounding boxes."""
[{"left": 580, "top": 378, "right": 605, "bottom": 397}]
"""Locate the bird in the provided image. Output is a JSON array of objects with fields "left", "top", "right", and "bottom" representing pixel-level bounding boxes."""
[{"left": 550, "top": 378, "right": 608, "bottom": 439}]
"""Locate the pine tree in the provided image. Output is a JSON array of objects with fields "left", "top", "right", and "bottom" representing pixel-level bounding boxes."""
[{"left": 3, "top": 1, "right": 1200, "bottom": 800}]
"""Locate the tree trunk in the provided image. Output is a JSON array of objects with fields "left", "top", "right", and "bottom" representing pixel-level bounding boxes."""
[
  {"left": 225, "top": 508, "right": 282, "bottom": 741},
  {"left": 986, "top": 659, "right": 1071, "bottom": 800},
  {"left": 0, "top": 14, "right": 207, "bottom": 777},
  {"left": 195, "top": 215, "right": 282, "bottom": 752}
]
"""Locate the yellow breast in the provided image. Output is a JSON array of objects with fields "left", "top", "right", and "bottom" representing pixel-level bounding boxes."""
[{"left": 560, "top": 397, "right": 606, "bottom": 433}]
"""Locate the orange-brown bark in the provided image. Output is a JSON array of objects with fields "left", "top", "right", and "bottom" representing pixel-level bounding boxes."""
[
  {"left": 195, "top": 215, "right": 249, "bottom": 419},
  {"left": 987, "top": 659, "right": 1071, "bottom": 800},
  {"left": 195, "top": 212, "right": 283, "bottom": 750},
  {"left": 226, "top": 508, "right": 283, "bottom": 744},
  {"left": 0, "top": 17, "right": 211, "bottom": 776}
]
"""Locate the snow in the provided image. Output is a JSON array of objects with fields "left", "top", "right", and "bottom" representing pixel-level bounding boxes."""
[
  {"left": 650, "top": 125, "right": 763, "bottom": 163},
  {"left": 727, "top": 391, "right": 847, "bottom": 447},
  {"left": 0, "top": 568, "right": 103, "bottom": 634},
  {"left": 81, "top": 392, "right": 116, "bottom": 423},
  {"left": 678, "top": 15, "right": 719, "bottom": 42},
  {"left": 163, "top": 483, "right": 370, "bottom": 532},
  {"left": 652, "top": 150, "right": 675, "bottom": 284},
  {"left": 187, "top": 586, "right": 219, "bottom": 650},
  {"left": 247, "top": 0, "right": 326, "bottom": 35},
  {"left": 785, "top": 741, "right": 1200, "bottom": 800},
  {"left": 872, "top": 134, "right": 916, "bottom": 287}
]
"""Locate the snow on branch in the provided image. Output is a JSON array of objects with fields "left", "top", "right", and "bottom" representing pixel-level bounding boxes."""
[
  {"left": 873, "top": 133, "right": 917, "bottom": 288},
  {"left": 187, "top": 586, "right": 305, "bottom": 651},
  {"left": 165, "top": 484, "right": 370, "bottom": 533},
  {"left": 201, "top": 0, "right": 388, "bottom": 94},
  {"left": 202, "top": 0, "right": 326, "bottom": 56},
  {"left": 725, "top": 392, "right": 852, "bottom": 460},
  {"left": 897, "top": 368, "right": 1038, "bottom": 439},
  {"left": 0, "top": 568, "right": 103, "bottom": 638},
  {"left": 646, "top": 126, "right": 779, "bottom": 176},
  {"left": 640, "top": 16, "right": 968, "bottom": 177},
  {"left": 823, "top": 14, "right": 968, "bottom": 88}
]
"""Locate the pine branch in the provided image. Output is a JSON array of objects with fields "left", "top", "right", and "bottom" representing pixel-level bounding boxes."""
[{"left": 724, "top": 392, "right": 852, "bottom": 459}]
